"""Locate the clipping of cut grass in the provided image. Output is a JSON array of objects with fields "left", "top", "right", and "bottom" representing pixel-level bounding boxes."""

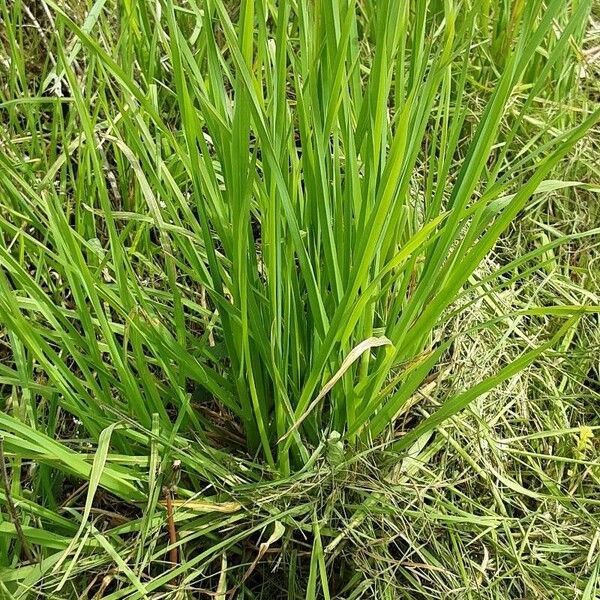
[{"left": 0, "top": 0, "right": 599, "bottom": 597}]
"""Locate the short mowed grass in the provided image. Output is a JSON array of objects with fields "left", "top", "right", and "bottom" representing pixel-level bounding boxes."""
[{"left": 1, "top": 0, "right": 599, "bottom": 598}]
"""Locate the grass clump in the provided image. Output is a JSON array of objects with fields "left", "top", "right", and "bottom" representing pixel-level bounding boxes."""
[{"left": 0, "top": 0, "right": 599, "bottom": 597}]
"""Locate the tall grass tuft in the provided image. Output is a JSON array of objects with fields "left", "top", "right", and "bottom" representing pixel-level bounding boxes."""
[{"left": 0, "top": 0, "right": 598, "bottom": 596}]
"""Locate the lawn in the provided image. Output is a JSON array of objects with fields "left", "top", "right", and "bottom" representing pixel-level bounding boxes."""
[{"left": 0, "top": 0, "right": 599, "bottom": 598}]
